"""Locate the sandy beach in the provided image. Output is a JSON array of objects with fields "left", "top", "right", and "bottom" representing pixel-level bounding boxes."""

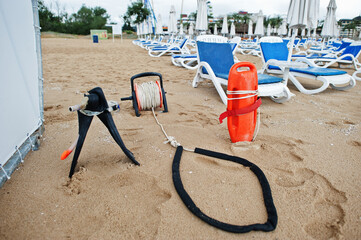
[{"left": 0, "top": 37, "right": 360, "bottom": 239}]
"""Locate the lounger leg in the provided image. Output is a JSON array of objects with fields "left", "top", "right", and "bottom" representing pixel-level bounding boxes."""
[
  {"left": 288, "top": 74, "right": 329, "bottom": 94},
  {"left": 171, "top": 57, "right": 182, "bottom": 67},
  {"left": 192, "top": 68, "right": 202, "bottom": 87},
  {"left": 181, "top": 59, "right": 198, "bottom": 70},
  {"left": 352, "top": 70, "right": 361, "bottom": 81},
  {"left": 270, "top": 86, "right": 293, "bottom": 103},
  {"left": 330, "top": 76, "right": 356, "bottom": 91}
]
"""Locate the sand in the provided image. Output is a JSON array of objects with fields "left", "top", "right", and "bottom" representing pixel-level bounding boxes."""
[{"left": 0, "top": 38, "right": 360, "bottom": 239}]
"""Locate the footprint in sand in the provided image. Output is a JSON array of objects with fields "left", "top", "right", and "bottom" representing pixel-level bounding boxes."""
[
  {"left": 275, "top": 168, "right": 347, "bottom": 240},
  {"left": 346, "top": 140, "right": 361, "bottom": 147},
  {"left": 44, "top": 104, "right": 62, "bottom": 111},
  {"left": 176, "top": 110, "right": 218, "bottom": 126},
  {"left": 231, "top": 135, "right": 307, "bottom": 163}
]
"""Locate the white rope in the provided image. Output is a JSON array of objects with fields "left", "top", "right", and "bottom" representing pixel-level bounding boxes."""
[
  {"left": 0, "top": 164, "right": 10, "bottom": 180},
  {"left": 152, "top": 108, "right": 194, "bottom": 152},
  {"left": 252, "top": 108, "right": 261, "bottom": 141},
  {"left": 27, "top": 134, "right": 35, "bottom": 149},
  {"left": 226, "top": 90, "right": 258, "bottom": 100},
  {"left": 137, "top": 81, "right": 194, "bottom": 151},
  {"left": 15, "top": 146, "right": 23, "bottom": 163},
  {"left": 226, "top": 89, "right": 261, "bottom": 142},
  {"left": 136, "top": 81, "right": 161, "bottom": 110}
]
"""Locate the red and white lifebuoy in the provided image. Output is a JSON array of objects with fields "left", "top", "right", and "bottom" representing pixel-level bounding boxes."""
[{"left": 219, "top": 62, "right": 261, "bottom": 143}]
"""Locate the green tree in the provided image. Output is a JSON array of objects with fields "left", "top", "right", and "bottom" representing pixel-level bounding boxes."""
[
  {"left": 65, "top": 5, "right": 109, "bottom": 35},
  {"left": 268, "top": 16, "right": 283, "bottom": 28},
  {"left": 124, "top": 0, "right": 150, "bottom": 25},
  {"left": 38, "top": 0, "right": 56, "bottom": 31},
  {"left": 38, "top": 1, "right": 110, "bottom": 35},
  {"left": 189, "top": 11, "right": 197, "bottom": 21},
  {"left": 38, "top": 0, "right": 67, "bottom": 32}
]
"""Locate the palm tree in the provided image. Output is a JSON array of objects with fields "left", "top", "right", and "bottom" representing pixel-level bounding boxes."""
[{"left": 239, "top": 14, "right": 250, "bottom": 35}]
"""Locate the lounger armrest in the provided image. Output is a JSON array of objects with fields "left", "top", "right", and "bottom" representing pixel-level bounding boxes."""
[
  {"left": 294, "top": 57, "right": 318, "bottom": 67},
  {"left": 322, "top": 52, "right": 339, "bottom": 58},
  {"left": 265, "top": 60, "right": 300, "bottom": 69},
  {"left": 262, "top": 60, "right": 282, "bottom": 73},
  {"left": 337, "top": 53, "right": 356, "bottom": 61},
  {"left": 197, "top": 61, "right": 217, "bottom": 79}
]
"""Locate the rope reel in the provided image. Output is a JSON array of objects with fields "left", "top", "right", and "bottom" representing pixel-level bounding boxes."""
[{"left": 121, "top": 72, "right": 168, "bottom": 117}]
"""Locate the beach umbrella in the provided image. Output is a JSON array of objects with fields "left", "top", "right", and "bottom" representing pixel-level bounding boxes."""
[
  {"left": 139, "top": 22, "right": 143, "bottom": 36},
  {"left": 136, "top": 24, "right": 140, "bottom": 36},
  {"left": 230, "top": 22, "right": 236, "bottom": 36},
  {"left": 267, "top": 24, "right": 271, "bottom": 36},
  {"left": 287, "top": 0, "right": 318, "bottom": 61},
  {"left": 188, "top": 22, "right": 194, "bottom": 35},
  {"left": 335, "top": 24, "right": 340, "bottom": 38},
  {"left": 214, "top": 24, "right": 218, "bottom": 35},
  {"left": 148, "top": 18, "right": 154, "bottom": 35},
  {"left": 321, "top": 0, "right": 338, "bottom": 38},
  {"left": 359, "top": 30, "right": 361, "bottom": 39},
  {"left": 143, "top": 20, "right": 148, "bottom": 35},
  {"left": 168, "top": 5, "right": 177, "bottom": 34},
  {"left": 195, "top": 0, "right": 208, "bottom": 32},
  {"left": 254, "top": 10, "right": 264, "bottom": 36},
  {"left": 156, "top": 14, "right": 163, "bottom": 35},
  {"left": 301, "top": 28, "right": 306, "bottom": 37},
  {"left": 179, "top": 23, "right": 184, "bottom": 35},
  {"left": 308, "top": 0, "right": 319, "bottom": 38},
  {"left": 308, "top": 0, "right": 319, "bottom": 30},
  {"left": 147, "top": 19, "right": 152, "bottom": 35},
  {"left": 248, "top": 20, "right": 253, "bottom": 36},
  {"left": 277, "top": 27, "right": 282, "bottom": 36},
  {"left": 280, "top": 19, "right": 288, "bottom": 35},
  {"left": 221, "top": 15, "right": 228, "bottom": 35},
  {"left": 307, "top": 28, "right": 311, "bottom": 37},
  {"left": 287, "top": 0, "right": 309, "bottom": 28}
]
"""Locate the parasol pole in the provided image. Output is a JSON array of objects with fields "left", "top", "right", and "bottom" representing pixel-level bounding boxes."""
[{"left": 180, "top": 0, "right": 184, "bottom": 24}]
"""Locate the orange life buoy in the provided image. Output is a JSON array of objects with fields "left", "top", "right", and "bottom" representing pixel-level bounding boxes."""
[{"left": 219, "top": 62, "right": 261, "bottom": 143}]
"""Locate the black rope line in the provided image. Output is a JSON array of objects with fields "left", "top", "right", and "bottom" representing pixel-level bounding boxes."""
[{"left": 172, "top": 146, "right": 278, "bottom": 233}]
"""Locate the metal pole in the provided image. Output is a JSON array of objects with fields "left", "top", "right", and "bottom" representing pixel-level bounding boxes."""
[
  {"left": 32, "top": 0, "right": 44, "bottom": 126},
  {"left": 180, "top": 0, "right": 184, "bottom": 23}
]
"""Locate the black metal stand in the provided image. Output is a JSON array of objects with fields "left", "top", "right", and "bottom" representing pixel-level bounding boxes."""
[{"left": 68, "top": 87, "right": 139, "bottom": 178}]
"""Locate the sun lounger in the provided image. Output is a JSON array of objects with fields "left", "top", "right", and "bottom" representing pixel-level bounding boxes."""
[
  {"left": 192, "top": 42, "right": 293, "bottom": 104},
  {"left": 259, "top": 37, "right": 356, "bottom": 94},
  {"left": 148, "top": 38, "right": 190, "bottom": 57}
]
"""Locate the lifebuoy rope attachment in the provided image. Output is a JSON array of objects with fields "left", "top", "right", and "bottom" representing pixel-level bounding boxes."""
[
  {"left": 220, "top": 89, "right": 262, "bottom": 141},
  {"left": 226, "top": 89, "right": 259, "bottom": 100}
]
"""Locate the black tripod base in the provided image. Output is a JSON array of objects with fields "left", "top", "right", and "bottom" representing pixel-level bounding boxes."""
[{"left": 68, "top": 108, "right": 138, "bottom": 178}]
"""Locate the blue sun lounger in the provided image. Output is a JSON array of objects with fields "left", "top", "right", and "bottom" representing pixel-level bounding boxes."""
[
  {"left": 259, "top": 37, "right": 356, "bottom": 94},
  {"left": 192, "top": 42, "right": 293, "bottom": 104},
  {"left": 148, "top": 38, "right": 189, "bottom": 57}
]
